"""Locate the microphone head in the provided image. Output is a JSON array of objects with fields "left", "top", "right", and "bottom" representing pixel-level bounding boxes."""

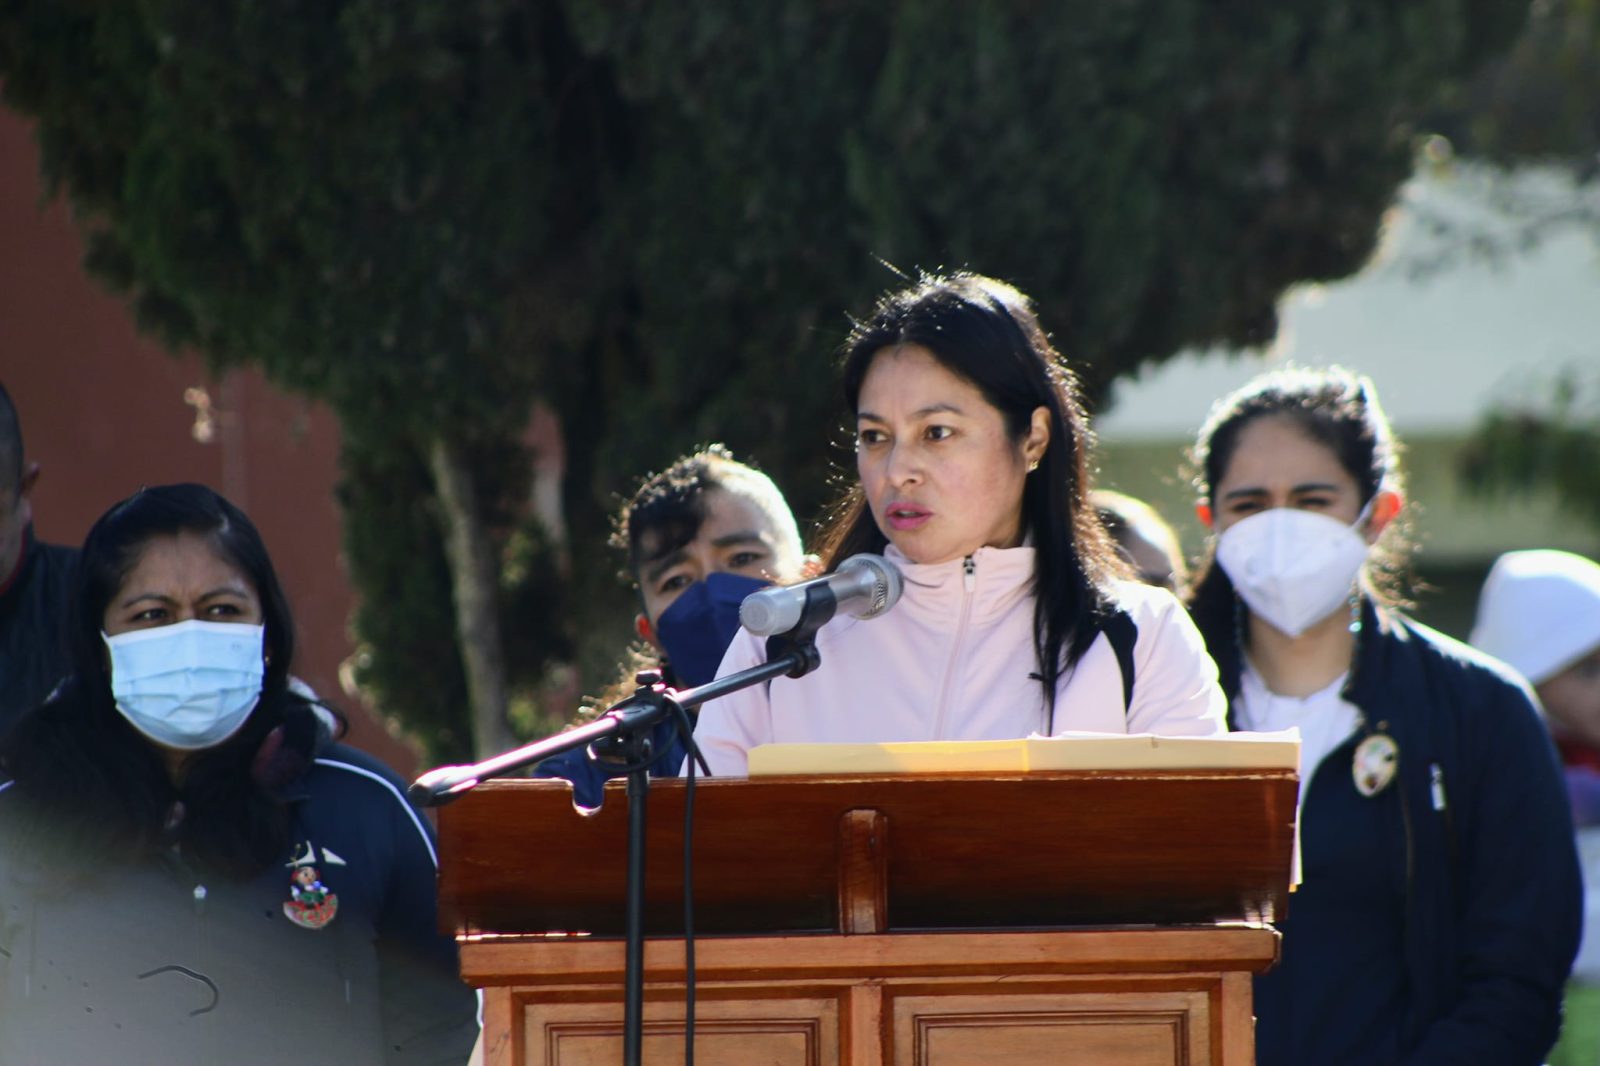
[
  {"left": 737, "top": 553, "right": 905, "bottom": 637},
  {"left": 739, "top": 584, "right": 800, "bottom": 637},
  {"left": 837, "top": 553, "right": 903, "bottom": 619}
]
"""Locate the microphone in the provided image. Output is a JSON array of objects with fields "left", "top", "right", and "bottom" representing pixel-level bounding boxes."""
[{"left": 739, "top": 553, "right": 903, "bottom": 637}]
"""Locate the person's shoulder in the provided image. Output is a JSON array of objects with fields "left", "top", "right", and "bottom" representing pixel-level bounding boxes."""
[
  {"left": 303, "top": 743, "right": 440, "bottom": 853},
  {"left": 306, "top": 743, "right": 418, "bottom": 808},
  {"left": 1383, "top": 612, "right": 1548, "bottom": 744},
  {"left": 1104, "top": 579, "right": 1188, "bottom": 629},
  {"left": 1388, "top": 612, "right": 1534, "bottom": 699},
  {"left": 33, "top": 540, "right": 79, "bottom": 581},
  {"left": 36, "top": 540, "right": 79, "bottom": 563}
]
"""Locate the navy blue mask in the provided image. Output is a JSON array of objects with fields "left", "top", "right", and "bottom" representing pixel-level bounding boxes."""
[{"left": 654, "top": 572, "right": 770, "bottom": 688}]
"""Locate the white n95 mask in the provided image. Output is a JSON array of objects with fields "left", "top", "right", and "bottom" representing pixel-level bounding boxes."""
[
  {"left": 1216, "top": 505, "right": 1372, "bottom": 638},
  {"left": 102, "top": 619, "right": 266, "bottom": 750}
]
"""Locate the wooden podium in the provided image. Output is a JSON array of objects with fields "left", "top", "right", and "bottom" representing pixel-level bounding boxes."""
[{"left": 439, "top": 769, "right": 1296, "bottom": 1065}]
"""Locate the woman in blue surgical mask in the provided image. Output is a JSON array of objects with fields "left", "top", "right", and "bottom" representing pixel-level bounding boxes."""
[
  {"left": 0, "top": 484, "right": 477, "bottom": 1065},
  {"left": 1187, "top": 367, "right": 1580, "bottom": 1066}
]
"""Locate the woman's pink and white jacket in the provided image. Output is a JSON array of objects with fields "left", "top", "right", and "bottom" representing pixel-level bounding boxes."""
[{"left": 693, "top": 543, "right": 1228, "bottom": 776}]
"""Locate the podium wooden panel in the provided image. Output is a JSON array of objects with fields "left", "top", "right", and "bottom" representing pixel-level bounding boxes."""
[{"left": 439, "top": 770, "right": 1296, "bottom": 1065}]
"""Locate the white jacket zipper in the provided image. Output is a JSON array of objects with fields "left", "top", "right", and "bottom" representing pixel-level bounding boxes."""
[{"left": 932, "top": 555, "right": 978, "bottom": 738}]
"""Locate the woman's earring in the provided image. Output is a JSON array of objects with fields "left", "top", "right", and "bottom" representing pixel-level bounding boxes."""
[
  {"left": 1347, "top": 590, "right": 1362, "bottom": 635},
  {"left": 1027, "top": 459, "right": 1039, "bottom": 473}
]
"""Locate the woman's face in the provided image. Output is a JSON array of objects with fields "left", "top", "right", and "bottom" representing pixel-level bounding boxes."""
[
  {"left": 1210, "top": 415, "right": 1368, "bottom": 534},
  {"left": 1539, "top": 649, "right": 1600, "bottom": 750},
  {"left": 855, "top": 344, "right": 1048, "bottom": 566},
  {"left": 103, "top": 531, "right": 263, "bottom": 637}
]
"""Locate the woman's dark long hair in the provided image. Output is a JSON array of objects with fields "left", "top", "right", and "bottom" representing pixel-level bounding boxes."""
[
  {"left": 0, "top": 483, "right": 334, "bottom": 877},
  {"left": 814, "top": 272, "right": 1126, "bottom": 711},
  {"left": 1185, "top": 367, "right": 1412, "bottom": 693}
]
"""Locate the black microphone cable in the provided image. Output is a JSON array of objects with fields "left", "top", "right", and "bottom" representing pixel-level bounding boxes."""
[{"left": 669, "top": 700, "right": 708, "bottom": 1066}]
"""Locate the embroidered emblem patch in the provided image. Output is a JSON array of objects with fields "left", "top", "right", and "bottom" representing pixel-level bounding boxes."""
[
  {"left": 1352, "top": 733, "right": 1399, "bottom": 798},
  {"left": 283, "top": 864, "right": 339, "bottom": 930}
]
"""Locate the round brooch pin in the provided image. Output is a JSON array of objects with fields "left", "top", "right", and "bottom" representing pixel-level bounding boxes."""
[
  {"left": 284, "top": 865, "right": 339, "bottom": 930},
  {"left": 1352, "top": 733, "right": 1399, "bottom": 797}
]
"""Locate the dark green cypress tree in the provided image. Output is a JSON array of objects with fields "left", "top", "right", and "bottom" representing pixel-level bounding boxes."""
[{"left": 0, "top": 0, "right": 1529, "bottom": 759}]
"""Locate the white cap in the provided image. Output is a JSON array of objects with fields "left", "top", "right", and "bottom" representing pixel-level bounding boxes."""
[{"left": 1471, "top": 550, "right": 1600, "bottom": 685}]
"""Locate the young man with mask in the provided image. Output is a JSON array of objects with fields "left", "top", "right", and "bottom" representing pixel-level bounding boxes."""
[{"left": 534, "top": 445, "right": 807, "bottom": 805}]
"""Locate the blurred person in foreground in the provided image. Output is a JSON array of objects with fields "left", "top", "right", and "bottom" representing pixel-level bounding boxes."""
[
  {"left": 0, "top": 483, "right": 477, "bottom": 1065},
  {"left": 534, "top": 445, "right": 807, "bottom": 805},
  {"left": 694, "top": 272, "right": 1227, "bottom": 776},
  {"left": 1472, "top": 548, "right": 1600, "bottom": 1066},
  {"left": 0, "top": 381, "right": 78, "bottom": 737},
  {"left": 1092, "top": 488, "right": 1188, "bottom": 595},
  {"left": 1188, "top": 367, "right": 1579, "bottom": 1065}
]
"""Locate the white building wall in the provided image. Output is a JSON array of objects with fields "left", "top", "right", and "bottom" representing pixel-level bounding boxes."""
[{"left": 1093, "top": 165, "right": 1600, "bottom": 566}]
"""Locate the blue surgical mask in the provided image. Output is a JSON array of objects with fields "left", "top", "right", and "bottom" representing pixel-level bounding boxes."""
[
  {"left": 654, "top": 572, "right": 770, "bottom": 687},
  {"left": 102, "top": 620, "right": 266, "bottom": 750}
]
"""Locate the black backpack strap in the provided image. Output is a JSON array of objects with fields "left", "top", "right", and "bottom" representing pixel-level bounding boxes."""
[{"left": 1103, "top": 610, "right": 1137, "bottom": 713}]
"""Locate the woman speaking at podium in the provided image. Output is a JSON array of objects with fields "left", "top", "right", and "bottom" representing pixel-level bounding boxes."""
[{"left": 693, "top": 273, "right": 1227, "bottom": 776}]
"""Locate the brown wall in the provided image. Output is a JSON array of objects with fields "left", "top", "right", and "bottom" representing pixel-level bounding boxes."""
[{"left": 0, "top": 107, "right": 419, "bottom": 779}]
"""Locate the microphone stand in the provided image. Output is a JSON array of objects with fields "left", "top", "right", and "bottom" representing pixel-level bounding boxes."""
[{"left": 408, "top": 582, "right": 840, "bottom": 1066}]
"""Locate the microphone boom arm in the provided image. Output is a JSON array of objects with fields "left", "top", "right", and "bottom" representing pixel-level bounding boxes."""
[
  {"left": 405, "top": 577, "right": 840, "bottom": 1066},
  {"left": 408, "top": 581, "right": 837, "bottom": 807}
]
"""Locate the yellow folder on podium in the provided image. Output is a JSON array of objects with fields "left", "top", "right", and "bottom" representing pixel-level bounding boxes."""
[{"left": 747, "top": 730, "right": 1300, "bottom": 776}]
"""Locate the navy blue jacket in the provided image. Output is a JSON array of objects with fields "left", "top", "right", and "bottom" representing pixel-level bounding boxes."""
[
  {"left": 0, "top": 739, "right": 478, "bottom": 1064},
  {"left": 1215, "top": 600, "right": 1581, "bottom": 1064},
  {"left": 0, "top": 526, "right": 77, "bottom": 738}
]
